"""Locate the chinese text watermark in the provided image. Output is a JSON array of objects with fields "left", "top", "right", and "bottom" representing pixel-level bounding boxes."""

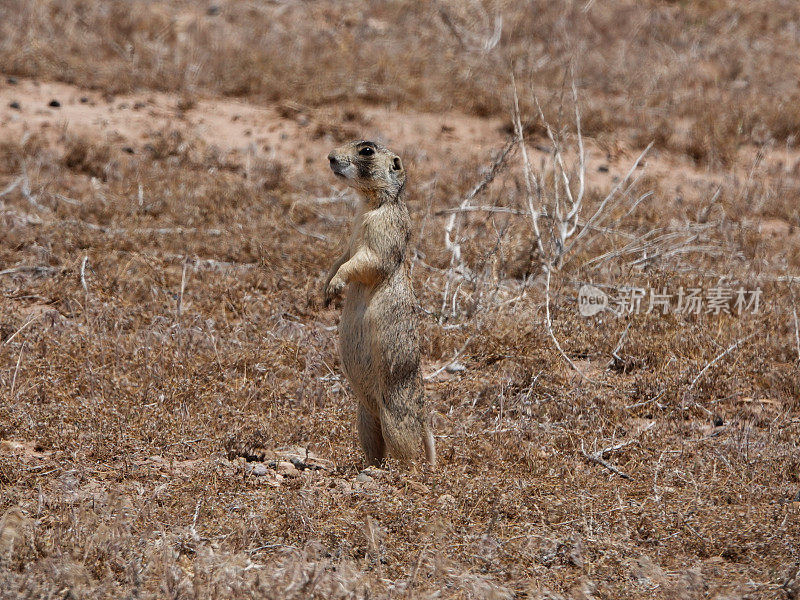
[{"left": 578, "top": 284, "right": 762, "bottom": 317}]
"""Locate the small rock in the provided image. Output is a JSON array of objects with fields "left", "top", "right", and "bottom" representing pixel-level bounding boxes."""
[
  {"left": 79, "top": 97, "right": 89, "bottom": 104},
  {"left": 445, "top": 361, "right": 466, "bottom": 373},
  {"left": 334, "top": 479, "right": 354, "bottom": 493},
  {"left": 438, "top": 493, "right": 456, "bottom": 506},
  {"left": 48, "top": 99, "right": 61, "bottom": 108},
  {"left": 598, "top": 164, "right": 610, "bottom": 173},
  {"left": 122, "top": 146, "right": 135, "bottom": 154},
  {"left": 248, "top": 463, "right": 269, "bottom": 476},
  {"left": 406, "top": 481, "right": 429, "bottom": 494},
  {"left": 206, "top": 5, "right": 220, "bottom": 16},
  {"left": 712, "top": 414, "right": 724, "bottom": 427},
  {"left": 629, "top": 555, "right": 666, "bottom": 586},
  {"left": 679, "top": 567, "right": 705, "bottom": 596},
  {"left": 6, "top": 77, "right": 17, "bottom": 84},
  {"left": 567, "top": 534, "right": 584, "bottom": 567},
  {"left": 276, "top": 461, "right": 299, "bottom": 477},
  {"left": 9, "top": 101, "right": 20, "bottom": 110},
  {"left": 356, "top": 472, "right": 373, "bottom": 483}
]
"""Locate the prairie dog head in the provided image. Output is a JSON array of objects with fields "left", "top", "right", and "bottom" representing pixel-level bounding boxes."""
[{"left": 328, "top": 140, "right": 405, "bottom": 203}]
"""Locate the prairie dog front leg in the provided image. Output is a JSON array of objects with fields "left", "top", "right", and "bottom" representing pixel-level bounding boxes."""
[
  {"left": 324, "top": 250, "right": 349, "bottom": 290},
  {"left": 323, "top": 250, "right": 348, "bottom": 307},
  {"left": 334, "top": 247, "right": 385, "bottom": 286},
  {"left": 324, "top": 247, "right": 383, "bottom": 305}
]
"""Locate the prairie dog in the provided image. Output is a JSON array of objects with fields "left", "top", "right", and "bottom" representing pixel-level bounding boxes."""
[{"left": 324, "top": 140, "right": 435, "bottom": 467}]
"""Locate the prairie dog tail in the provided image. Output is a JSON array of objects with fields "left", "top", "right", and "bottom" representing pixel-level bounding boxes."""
[
  {"left": 378, "top": 375, "right": 435, "bottom": 465},
  {"left": 424, "top": 419, "right": 436, "bottom": 467}
]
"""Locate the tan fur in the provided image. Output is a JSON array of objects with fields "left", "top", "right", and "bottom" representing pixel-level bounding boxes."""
[{"left": 323, "top": 140, "right": 436, "bottom": 467}]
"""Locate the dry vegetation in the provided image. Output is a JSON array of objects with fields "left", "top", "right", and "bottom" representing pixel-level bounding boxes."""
[{"left": 1, "top": 1, "right": 799, "bottom": 598}]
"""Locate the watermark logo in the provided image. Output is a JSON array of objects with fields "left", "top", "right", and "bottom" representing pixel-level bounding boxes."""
[
  {"left": 577, "top": 285, "right": 762, "bottom": 317},
  {"left": 578, "top": 284, "right": 609, "bottom": 317}
]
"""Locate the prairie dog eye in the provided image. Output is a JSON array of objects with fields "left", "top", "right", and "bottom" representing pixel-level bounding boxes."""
[{"left": 358, "top": 146, "right": 375, "bottom": 156}]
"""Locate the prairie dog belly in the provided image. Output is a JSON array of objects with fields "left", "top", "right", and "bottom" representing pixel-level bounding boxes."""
[
  {"left": 339, "top": 282, "right": 378, "bottom": 403},
  {"left": 339, "top": 274, "right": 418, "bottom": 401}
]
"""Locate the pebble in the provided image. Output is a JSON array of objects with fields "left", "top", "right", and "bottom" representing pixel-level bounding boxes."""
[
  {"left": 48, "top": 99, "right": 61, "bottom": 108},
  {"left": 6, "top": 77, "right": 17, "bottom": 84},
  {"left": 9, "top": 101, "right": 20, "bottom": 110},
  {"left": 712, "top": 415, "right": 724, "bottom": 427},
  {"left": 276, "top": 461, "right": 299, "bottom": 477},
  {"left": 80, "top": 97, "right": 89, "bottom": 104},
  {"left": 122, "top": 146, "right": 135, "bottom": 154},
  {"left": 356, "top": 472, "right": 373, "bottom": 483},
  {"left": 445, "top": 361, "right": 466, "bottom": 373},
  {"left": 406, "top": 481, "right": 429, "bottom": 494},
  {"left": 206, "top": 5, "right": 220, "bottom": 16},
  {"left": 598, "top": 165, "right": 610, "bottom": 173},
  {"left": 248, "top": 463, "right": 269, "bottom": 476}
]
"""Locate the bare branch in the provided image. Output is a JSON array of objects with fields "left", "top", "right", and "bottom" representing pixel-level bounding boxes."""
[
  {"left": 544, "top": 270, "right": 609, "bottom": 387},
  {"left": 581, "top": 441, "right": 633, "bottom": 480},
  {"left": 689, "top": 332, "right": 757, "bottom": 390},
  {"left": 565, "top": 142, "right": 653, "bottom": 256},
  {"left": 1, "top": 314, "right": 40, "bottom": 347},
  {"left": 511, "top": 73, "right": 548, "bottom": 269}
]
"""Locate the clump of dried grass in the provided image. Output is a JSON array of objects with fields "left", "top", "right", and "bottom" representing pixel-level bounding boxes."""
[
  {"left": 4, "top": 0, "right": 800, "bottom": 156},
  {"left": 1, "top": 2, "right": 800, "bottom": 598}
]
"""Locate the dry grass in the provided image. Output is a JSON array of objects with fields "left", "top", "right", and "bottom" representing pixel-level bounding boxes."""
[
  {"left": 1, "top": 1, "right": 800, "bottom": 598},
  {"left": 3, "top": 0, "right": 800, "bottom": 153}
]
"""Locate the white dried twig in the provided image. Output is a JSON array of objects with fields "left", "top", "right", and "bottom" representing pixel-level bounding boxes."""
[
  {"left": 689, "top": 332, "right": 757, "bottom": 390},
  {"left": 440, "top": 139, "right": 515, "bottom": 321},
  {"left": 531, "top": 82, "right": 585, "bottom": 266},
  {"left": 511, "top": 74, "right": 548, "bottom": 271},
  {"left": 425, "top": 335, "right": 473, "bottom": 381},
  {"left": 177, "top": 259, "right": 189, "bottom": 319},
  {"left": 511, "top": 73, "right": 651, "bottom": 273},
  {"left": 608, "top": 321, "right": 632, "bottom": 368},
  {"left": 0, "top": 176, "right": 23, "bottom": 199},
  {"left": 10, "top": 342, "right": 25, "bottom": 396},
  {"left": 80, "top": 256, "right": 89, "bottom": 296},
  {"left": 2, "top": 314, "right": 40, "bottom": 347},
  {"left": 436, "top": 205, "right": 527, "bottom": 216},
  {"left": 0, "top": 265, "right": 59, "bottom": 277},
  {"left": 80, "top": 256, "right": 91, "bottom": 324},
  {"left": 565, "top": 142, "right": 653, "bottom": 257},
  {"left": 544, "top": 269, "right": 609, "bottom": 387},
  {"left": 581, "top": 440, "right": 633, "bottom": 480},
  {"left": 794, "top": 307, "right": 800, "bottom": 363}
]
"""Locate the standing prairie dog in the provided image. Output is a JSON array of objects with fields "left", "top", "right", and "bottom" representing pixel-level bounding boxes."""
[{"left": 323, "top": 140, "right": 436, "bottom": 467}]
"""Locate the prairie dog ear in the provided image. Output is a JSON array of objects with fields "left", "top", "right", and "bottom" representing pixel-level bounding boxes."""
[{"left": 391, "top": 156, "right": 403, "bottom": 171}]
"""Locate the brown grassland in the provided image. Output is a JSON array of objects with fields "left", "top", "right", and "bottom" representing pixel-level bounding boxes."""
[{"left": 0, "top": 1, "right": 799, "bottom": 598}]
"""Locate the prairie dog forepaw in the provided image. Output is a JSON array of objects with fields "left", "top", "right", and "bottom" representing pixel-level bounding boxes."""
[{"left": 324, "top": 274, "right": 346, "bottom": 307}]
